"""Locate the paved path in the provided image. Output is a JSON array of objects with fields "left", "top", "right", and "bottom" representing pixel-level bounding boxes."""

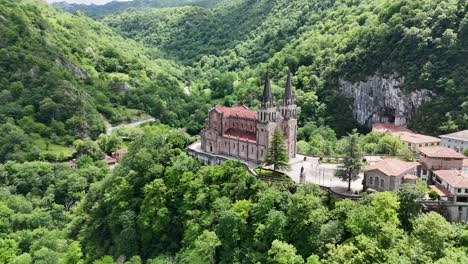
[{"left": 106, "top": 117, "right": 156, "bottom": 135}]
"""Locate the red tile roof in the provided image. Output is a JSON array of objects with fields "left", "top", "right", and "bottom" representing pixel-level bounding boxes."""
[
  {"left": 372, "top": 123, "right": 413, "bottom": 134},
  {"left": 440, "top": 130, "right": 468, "bottom": 141},
  {"left": 366, "top": 159, "right": 419, "bottom": 176},
  {"left": 104, "top": 155, "right": 117, "bottom": 165},
  {"left": 433, "top": 170, "right": 468, "bottom": 188},
  {"left": 463, "top": 159, "right": 468, "bottom": 167},
  {"left": 430, "top": 184, "right": 451, "bottom": 197},
  {"left": 419, "top": 146, "right": 466, "bottom": 159},
  {"left": 224, "top": 128, "right": 256, "bottom": 143},
  {"left": 215, "top": 105, "right": 258, "bottom": 120},
  {"left": 397, "top": 132, "right": 440, "bottom": 144}
]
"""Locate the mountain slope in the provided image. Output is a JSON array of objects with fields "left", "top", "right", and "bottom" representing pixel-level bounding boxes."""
[
  {"left": 102, "top": 0, "right": 468, "bottom": 135},
  {"left": 53, "top": 0, "right": 223, "bottom": 19},
  {"left": 0, "top": 0, "right": 205, "bottom": 160}
]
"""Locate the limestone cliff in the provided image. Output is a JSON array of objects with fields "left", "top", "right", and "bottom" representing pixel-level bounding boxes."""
[{"left": 338, "top": 75, "right": 432, "bottom": 128}]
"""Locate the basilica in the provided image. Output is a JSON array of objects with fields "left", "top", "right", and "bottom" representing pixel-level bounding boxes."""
[{"left": 200, "top": 69, "right": 297, "bottom": 163}]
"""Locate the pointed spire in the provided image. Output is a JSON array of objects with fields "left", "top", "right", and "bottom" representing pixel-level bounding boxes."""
[
  {"left": 261, "top": 66, "right": 274, "bottom": 108},
  {"left": 283, "top": 69, "right": 295, "bottom": 105}
]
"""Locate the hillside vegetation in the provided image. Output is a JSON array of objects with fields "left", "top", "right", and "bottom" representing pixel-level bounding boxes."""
[
  {"left": 53, "top": 0, "right": 224, "bottom": 19},
  {"left": 1, "top": 123, "right": 467, "bottom": 263},
  {"left": 102, "top": 0, "right": 468, "bottom": 136},
  {"left": 0, "top": 0, "right": 210, "bottom": 161}
]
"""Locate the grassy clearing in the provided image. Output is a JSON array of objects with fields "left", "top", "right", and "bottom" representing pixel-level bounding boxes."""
[{"left": 34, "top": 139, "right": 75, "bottom": 161}]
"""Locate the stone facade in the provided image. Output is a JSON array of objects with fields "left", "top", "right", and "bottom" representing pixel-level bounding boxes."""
[
  {"left": 419, "top": 147, "right": 465, "bottom": 171},
  {"left": 364, "top": 159, "right": 419, "bottom": 192},
  {"left": 201, "top": 70, "right": 297, "bottom": 163}
]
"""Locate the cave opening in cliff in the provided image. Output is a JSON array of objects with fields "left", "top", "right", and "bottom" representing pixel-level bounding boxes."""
[{"left": 382, "top": 107, "right": 396, "bottom": 124}]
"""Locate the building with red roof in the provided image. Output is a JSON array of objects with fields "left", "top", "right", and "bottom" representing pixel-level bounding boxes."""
[
  {"left": 418, "top": 146, "right": 466, "bottom": 184},
  {"left": 431, "top": 170, "right": 468, "bottom": 222},
  {"left": 201, "top": 70, "right": 297, "bottom": 163},
  {"left": 112, "top": 148, "right": 128, "bottom": 161},
  {"left": 372, "top": 123, "right": 413, "bottom": 134},
  {"left": 364, "top": 159, "right": 419, "bottom": 191}
]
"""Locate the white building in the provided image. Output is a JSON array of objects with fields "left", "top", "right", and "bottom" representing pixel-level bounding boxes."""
[
  {"left": 440, "top": 130, "right": 468, "bottom": 154},
  {"left": 431, "top": 170, "right": 468, "bottom": 222}
]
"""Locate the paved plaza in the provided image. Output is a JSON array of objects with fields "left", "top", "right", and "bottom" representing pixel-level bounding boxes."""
[
  {"left": 187, "top": 142, "right": 381, "bottom": 194},
  {"left": 284, "top": 154, "right": 364, "bottom": 193}
]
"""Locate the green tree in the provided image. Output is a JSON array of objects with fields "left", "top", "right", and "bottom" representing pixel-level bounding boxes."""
[
  {"left": 0, "top": 238, "right": 18, "bottom": 263},
  {"left": 64, "top": 241, "right": 84, "bottom": 264},
  {"left": 335, "top": 130, "right": 363, "bottom": 191},
  {"left": 412, "top": 212, "right": 456, "bottom": 259},
  {"left": 397, "top": 184, "right": 426, "bottom": 231},
  {"left": 73, "top": 139, "right": 104, "bottom": 161},
  {"left": 268, "top": 240, "right": 304, "bottom": 264},
  {"left": 265, "top": 128, "right": 290, "bottom": 175},
  {"left": 98, "top": 134, "right": 123, "bottom": 155},
  {"left": 181, "top": 231, "right": 221, "bottom": 264}
]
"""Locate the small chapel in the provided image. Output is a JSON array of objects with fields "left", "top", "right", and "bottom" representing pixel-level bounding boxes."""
[{"left": 201, "top": 69, "right": 297, "bottom": 163}]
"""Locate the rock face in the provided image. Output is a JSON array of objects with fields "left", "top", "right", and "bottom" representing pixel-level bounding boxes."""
[
  {"left": 338, "top": 75, "right": 432, "bottom": 128},
  {"left": 55, "top": 58, "right": 90, "bottom": 79}
]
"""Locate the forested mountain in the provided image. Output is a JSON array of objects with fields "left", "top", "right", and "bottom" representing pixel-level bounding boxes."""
[
  {"left": 0, "top": 0, "right": 210, "bottom": 161},
  {"left": 53, "top": 0, "right": 224, "bottom": 19},
  {"left": 102, "top": 0, "right": 468, "bottom": 136},
  {"left": 1, "top": 1, "right": 468, "bottom": 263}
]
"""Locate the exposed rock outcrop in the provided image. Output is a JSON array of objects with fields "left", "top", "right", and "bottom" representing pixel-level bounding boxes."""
[
  {"left": 338, "top": 75, "right": 432, "bottom": 128},
  {"left": 55, "top": 58, "right": 90, "bottom": 79}
]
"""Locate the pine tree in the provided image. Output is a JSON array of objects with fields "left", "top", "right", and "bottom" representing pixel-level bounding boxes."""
[
  {"left": 265, "top": 128, "right": 290, "bottom": 175},
  {"left": 335, "top": 130, "right": 363, "bottom": 192}
]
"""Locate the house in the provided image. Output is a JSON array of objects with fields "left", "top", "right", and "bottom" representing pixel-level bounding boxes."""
[
  {"left": 112, "top": 148, "right": 128, "bottom": 161},
  {"left": 419, "top": 146, "right": 465, "bottom": 176},
  {"left": 68, "top": 159, "right": 78, "bottom": 169},
  {"left": 371, "top": 123, "right": 413, "bottom": 134},
  {"left": 371, "top": 124, "right": 440, "bottom": 155},
  {"left": 396, "top": 132, "right": 441, "bottom": 155},
  {"left": 104, "top": 155, "right": 117, "bottom": 166},
  {"left": 440, "top": 130, "right": 468, "bottom": 154},
  {"left": 364, "top": 159, "right": 419, "bottom": 191},
  {"left": 464, "top": 159, "right": 468, "bottom": 174},
  {"left": 430, "top": 170, "right": 468, "bottom": 222},
  {"left": 200, "top": 70, "right": 297, "bottom": 164}
]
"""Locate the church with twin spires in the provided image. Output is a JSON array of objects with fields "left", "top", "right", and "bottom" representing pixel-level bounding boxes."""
[{"left": 201, "top": 69, "right": 297, "bottom": 163}]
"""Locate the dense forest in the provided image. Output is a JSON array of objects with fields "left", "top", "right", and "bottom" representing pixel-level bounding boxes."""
[
  {"left": 1, "top": 123, "right": 467, "bottom": 263},
  {"left": 53, "top": 0, "right": 224, "bottom": 19},
  {"left": 0, "top": 0, "right": 214, "bottom": 162},
  {"left": 102, "top": 0, "right": 468, "bottom": 136},
  {"left": 0, "top": 0, "right": 467, "bottom": 263}
]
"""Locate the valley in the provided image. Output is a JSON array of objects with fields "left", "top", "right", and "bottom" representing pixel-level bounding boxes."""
[{"left": 0, "top": 0, "right": 467, "bottom": 263}]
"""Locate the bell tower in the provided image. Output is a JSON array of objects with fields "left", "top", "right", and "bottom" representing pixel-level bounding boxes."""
[
  {"left": 257, "top": 67, "right": 277, "bottom": 161},
  {"left": 280, "top": 69, "right": 297, "bottom": 158},
  {"left": 280, "top": 69, "right": 296, "bottom": 119},
  {"left": 258, "top": 67, "right": 276, "bottom": 123}
]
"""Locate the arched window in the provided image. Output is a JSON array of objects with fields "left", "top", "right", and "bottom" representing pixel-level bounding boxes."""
[
  {"left": 380, "top": 179, "right": 384, "bottom": 188},
  {"left": 369, "top": 176, "right": 373, "bottom": 185}
]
